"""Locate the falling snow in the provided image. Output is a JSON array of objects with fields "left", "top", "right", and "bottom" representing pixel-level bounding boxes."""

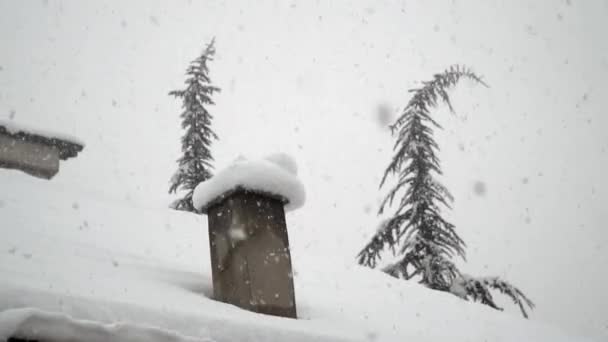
[{"left": 473, "top": 181, "right": 487, "bottom": 196}]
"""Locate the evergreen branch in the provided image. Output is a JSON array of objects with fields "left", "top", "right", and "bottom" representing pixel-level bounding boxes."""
[
  {"left": 451, "top": 275, "right": 535, "bottom": 319},
  {"left": 356, "top": 213, "right": 410, "bottom": 267}
]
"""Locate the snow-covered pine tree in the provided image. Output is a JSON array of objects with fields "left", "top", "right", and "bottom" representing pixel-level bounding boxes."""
[
  {"left": 168, "top": 38, "right": 220, "bottom": 212},
  {"left": 357, "top": 65, "right": 534, "bottom": 318},
  {"left": 357, "top": 65, "right": 483, "bottom": 281}
]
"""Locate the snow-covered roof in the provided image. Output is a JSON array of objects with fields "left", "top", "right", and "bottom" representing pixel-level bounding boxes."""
[
  {"left": 193, "top": 154, "right": 305, "bottom": 213},
  {"left": 0, "top": 172, "right": 589, "bottom": 342},
  {"left": 0, "top": 121, "right": 84, "bottom": 160}
]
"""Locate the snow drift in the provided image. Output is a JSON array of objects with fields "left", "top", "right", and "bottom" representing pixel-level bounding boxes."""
[{"left": 0, "top": 171, "right": 592, "bottom": 342}]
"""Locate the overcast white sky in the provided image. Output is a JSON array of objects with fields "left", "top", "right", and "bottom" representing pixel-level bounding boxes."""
[{"left": 1, "top": 0, "right": 607, "bottom": 340}]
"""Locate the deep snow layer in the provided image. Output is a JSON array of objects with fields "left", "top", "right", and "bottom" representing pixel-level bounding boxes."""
[
  {"left": 193, "top": 154, "right": 305, "bottom": 212},
  {"left": 0, "top": 171, "right": 590, "bottom": 342},
  {"left": 0, "top": 308, "right": 213, "bottom": 342}
]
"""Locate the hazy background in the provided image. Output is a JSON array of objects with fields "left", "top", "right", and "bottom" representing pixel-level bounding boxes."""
[{"left": 1, "top": 0, "right": 607, "bottom": 340}]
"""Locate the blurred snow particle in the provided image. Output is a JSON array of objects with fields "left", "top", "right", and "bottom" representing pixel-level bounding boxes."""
[
  {"left": 149, "top": 16, "right": 160, "bottom": 26},
  {"left": 120, "top": 20, "right": 127, "bottom": 28},
  {"left": 524, "top": 216, "right": 531, "bottom": 224},
  {"left": 473, "top": 181, "right": 487, "bottom": 196},
  {"left": 521, "top": 177, "right": 529, "bottom": 185},
  {"left": 112, "top": 99, "right": 118, "bottom": 107},
  {"left": 112, "top": 260, "right": 119, "bottom": 267},
  {"left": 8, "top": 247, "right": 16, "bottom": 255},
  {"left": 458, "top": 142, "right": 465, "bottom": 151},
  {"left": 375, "top": 103, "right": 394, "bottom": 130},
  {"left": 9, "top": 109, "right": 16, "bottom": 120},
  {"left": 229, "top": 226, "right": 247, "bottom": 241},
  {"left": 363, "top": 204, "right": 372, "bottom": 214},
  {"left": 525, "top": 25, "right": 537, "bottom": 36},
  {"left": 72, "top": 202, "right": 80, "bottom": 210},
  {"left": 295, "top": 75, "right": 305, "bottom": 89}
]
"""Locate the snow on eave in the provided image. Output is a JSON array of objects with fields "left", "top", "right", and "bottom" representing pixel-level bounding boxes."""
[
  {"left": 0, "top": 121, "right": 84, "bottom": 160},
  {"left": 193, "top": 154, "right": 306, "bottom": 213}
]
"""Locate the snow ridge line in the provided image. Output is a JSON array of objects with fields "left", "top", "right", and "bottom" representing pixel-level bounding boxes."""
[{"left": 0, "top": 308, "right": 214, "bottom": 342}]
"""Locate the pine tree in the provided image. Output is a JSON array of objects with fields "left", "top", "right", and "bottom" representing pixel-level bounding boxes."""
[
  {"left": 168, "top": 38, "right": 220, "bottom": 212},
  {"left": 358, "top": 65, "right": 534, "bottom": 318},
  {"left": 358, "top": 65, "right": 482, "bottom": 279}
]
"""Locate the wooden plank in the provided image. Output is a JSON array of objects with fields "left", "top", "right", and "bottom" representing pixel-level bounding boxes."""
[
  {"left": 0, "top": 134, "right": 60, "bottom": 179},
  {"left": 0, "top": 125, "right": 83, "bottom": 160},
  {"left": 207, "top": 190, "right": 297, "bottom": 318}
]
